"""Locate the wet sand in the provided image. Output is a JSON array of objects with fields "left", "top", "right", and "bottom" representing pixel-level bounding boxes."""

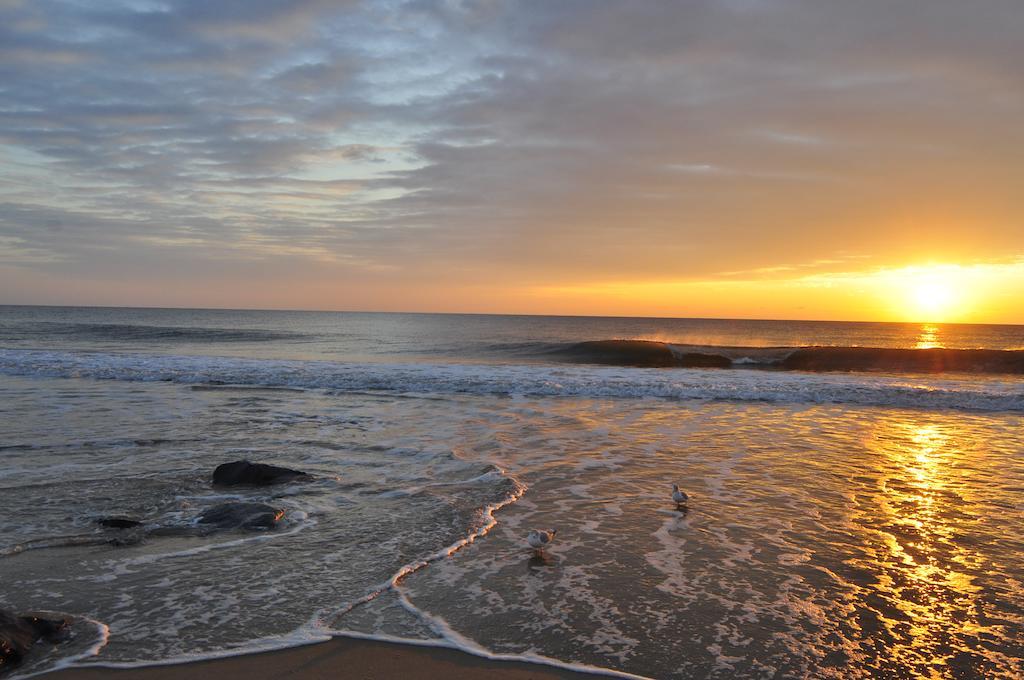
[{"left": 43, "top": 636, "right": 605, "bottom": 680}]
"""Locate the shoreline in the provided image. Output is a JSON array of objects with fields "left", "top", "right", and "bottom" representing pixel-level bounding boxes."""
[{"left": 40, "top": 635, "right": 613, "bottom": 680}]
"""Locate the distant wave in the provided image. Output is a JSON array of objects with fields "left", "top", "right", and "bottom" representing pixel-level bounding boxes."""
[
  {"left": 2, "top": 321, "right": 304, "bottom": 343},
  {"left": 1, "top": 349, "right": 1022, "bottom": 413},
  {"left": 777, "top": 346, "right": 1024, "bottom": 374},
  {"left": 549, "top": 340, "right": 735, "bottom": 368},
  {"left": 546, "top": 340, "right": 1024, "bottom": 375}
]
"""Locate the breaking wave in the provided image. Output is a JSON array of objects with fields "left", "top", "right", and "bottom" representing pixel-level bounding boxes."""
[
  {"left": 1, "top": 349, "right": 1022, "bottom": 413},
  {"left": 546, "top": 340, "right": 1024, "bottom": 375}
]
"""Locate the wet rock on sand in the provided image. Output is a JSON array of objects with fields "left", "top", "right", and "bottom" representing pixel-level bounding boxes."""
[
  {"left": 96, "top": 517, "right": 143, "bottom": 529},
  {"left": 0, "top": 609, "right": 69, "bottom": 671},
  {"left": 95, "top": 517, "right": 146, "bottom": 546},
  {"left": 212, "top": 460, "right": 308, "bottom": 486},
  {"left": 197, "top": 502, "right": 285, "bottom": 530},
  {"left": 90, "top": 504, "right": 286, "bottom": 543}
]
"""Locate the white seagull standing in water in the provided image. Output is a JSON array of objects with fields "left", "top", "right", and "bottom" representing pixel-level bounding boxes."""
[
  {"left": 672, "top": 484, "right": 689, "bottom": 509},
  {"left": 527, "top": 529, "right": 557, "bottom": 552}
]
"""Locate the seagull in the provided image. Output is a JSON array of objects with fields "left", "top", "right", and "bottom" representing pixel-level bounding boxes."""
[
  {"left": 672, "top": 484, "right": 689, "bottom": 509},
  {"left": 527, "top": 528, "right": 557, "bottom": 552}
]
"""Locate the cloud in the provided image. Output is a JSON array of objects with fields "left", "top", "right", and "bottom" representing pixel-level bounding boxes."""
[{"left": 1, "top": 0, "right": 1022, "bottom": 314}]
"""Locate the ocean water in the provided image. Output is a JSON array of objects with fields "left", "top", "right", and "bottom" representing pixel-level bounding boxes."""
[{"left": 1, "top": 306, "right": 1022, "bottom": 679}]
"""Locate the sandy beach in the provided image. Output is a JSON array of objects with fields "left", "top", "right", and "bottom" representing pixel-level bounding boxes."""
[{"left": 43, "top": 637, "right": 602, "bottom": 680}]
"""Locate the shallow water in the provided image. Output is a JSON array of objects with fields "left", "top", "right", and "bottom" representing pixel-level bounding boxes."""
[
  {"left": 2, "top": 375, "right": 1023, "bottom": 678},
  {"left": 1, "top": 308, "right": 1023, "bottom": 678}
]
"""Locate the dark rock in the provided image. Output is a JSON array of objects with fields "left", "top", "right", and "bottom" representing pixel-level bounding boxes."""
[
  {"left": 212, "top": 460, "right": 308, "bottom": 486},
  {"left": 97, "top": 517, "right": 143, "bottom": 529},
  {"left": 197, "top": 502, "right": 284, "bottom": 530},
  {"left": 0, "top": 610, "right": 69, "bottom": 671}
]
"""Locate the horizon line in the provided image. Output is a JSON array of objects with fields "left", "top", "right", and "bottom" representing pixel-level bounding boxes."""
[{"left": 0, "top": 302, "right": 1020, "bottom": 327}]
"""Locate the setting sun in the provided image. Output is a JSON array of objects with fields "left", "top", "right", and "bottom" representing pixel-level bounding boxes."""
[
  {"left": 909, "top": 277, "right": 956, "bottom": 321},
  {"left": 884, "top": 265, "right": 971, "bottom": 322},
  {"left": 860, "top": 263, "right": 1011, "bottom": 323}
]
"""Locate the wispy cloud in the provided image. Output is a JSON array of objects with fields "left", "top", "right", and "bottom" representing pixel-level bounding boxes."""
[{"left": 1, "top": 0, "right": 1022, "bottom": 315}]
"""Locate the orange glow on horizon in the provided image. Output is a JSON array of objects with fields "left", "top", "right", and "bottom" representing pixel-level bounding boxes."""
[
  {"left": 5, "top": 259, "right": 1023, "bottom": 324},
  {"left": 529, "top": 261, "right": 1024, "bottom": 324}
]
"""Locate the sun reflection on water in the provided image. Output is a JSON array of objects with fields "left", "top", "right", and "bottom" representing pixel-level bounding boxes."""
[
  {"left": 860, "top": 419, "right": 1000, "bottom": 676},
  {"left": 914, "top": 324, "right": 944, "bottom": 349}
]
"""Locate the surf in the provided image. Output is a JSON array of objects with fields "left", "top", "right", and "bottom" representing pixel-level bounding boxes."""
[{"left": 545, "top": 339, "right": 1024, "bottom": 375}]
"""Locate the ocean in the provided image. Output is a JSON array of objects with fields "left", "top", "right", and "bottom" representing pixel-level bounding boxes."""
[{"left": 1, "top": 305, "right": 1022, "bottom": 678}]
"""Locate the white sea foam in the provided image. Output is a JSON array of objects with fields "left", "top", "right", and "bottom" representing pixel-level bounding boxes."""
[
  {"left": 1, "top": 349, "right": 1021, "bottom": 413},
  {"left": 318, "top": 464, "right": 655, "bottom": 680},
  {"left": 387, "top": 591, "right": 655, "bottom": 680},
  {"left": 92, "top": 514, "right": 317, "bottom": 582},
  {"left": 40, "top": 618, "right": 334, "bottom": 673},
  {"left": 323, "top": 469, "right": 528, "bottom": 625}
]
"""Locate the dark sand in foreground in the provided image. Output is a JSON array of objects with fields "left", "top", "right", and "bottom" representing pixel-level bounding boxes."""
[{"left": 43, "top": 636, "right": 604, "bottom": 680}]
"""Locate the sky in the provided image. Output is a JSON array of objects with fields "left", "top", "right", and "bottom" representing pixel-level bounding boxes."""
[{"left": 1, "top": 0, "right": 1023, "bottom": 322}]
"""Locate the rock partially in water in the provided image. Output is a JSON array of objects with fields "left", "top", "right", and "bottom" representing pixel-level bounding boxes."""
[
  {"left": 197, "top": 502, "right": 284, "bottom": 530},
  {"left": 0, "top": 610, "right": 69, "bottom": 671},
  {"left": 212, "top": 460, "right": 308, "bottom": 486},
  {"left": 96, "top": 517, "right": 146, "bottom": 546},
  {"left": 96, "top": 517, "right": 143, "bottom": 529}
]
